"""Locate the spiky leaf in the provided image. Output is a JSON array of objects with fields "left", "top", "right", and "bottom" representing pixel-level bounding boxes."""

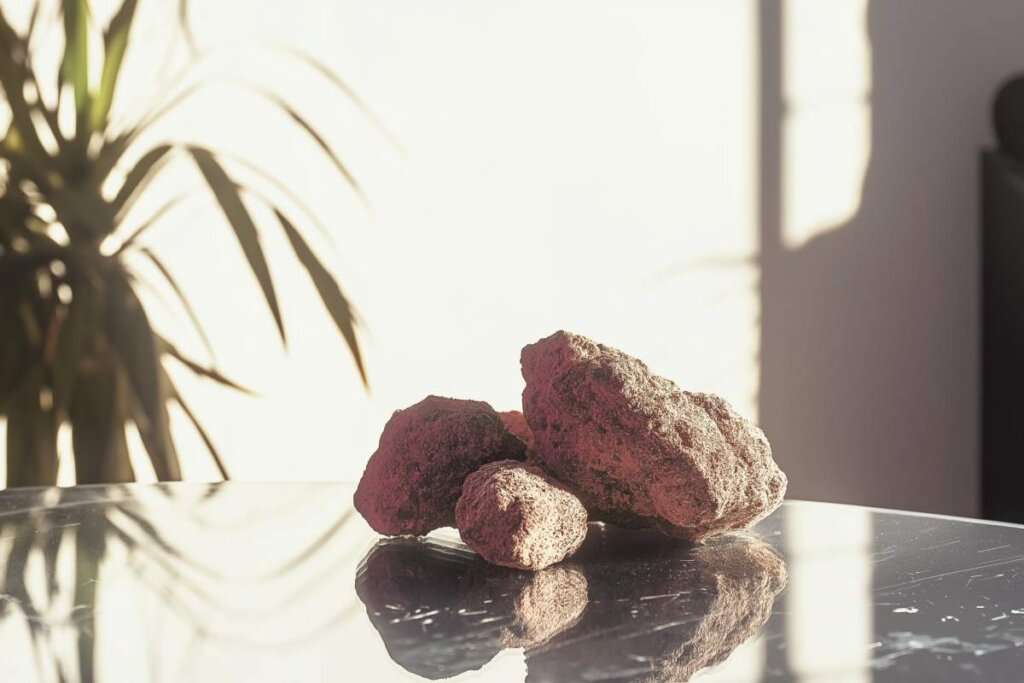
[
  {"left": 189, "top": 146, "right": 286, "bottom": 345},
  {"left": 103, "top": 273, "right": 180, "bottom": 480},
  {"left": 52, "top": 279, "right": 96, "bottom": 415},
  {"left": 262, "top": 93, "right": 363, "bottom": 201},
  {"left": 140, "top": 248, "right": 215, "bottom": 361},
  {"left": 60, "top": 0, "right": 91, "bottom": 135},
  {"left": 162, "top": 367, "right": 228, "bottom": 479},
  {"left": 5, "top": 376, "right": 58, "bottom": 487},
  {"left": 159, "top": 336, "right": 252, "bottom": 394},
  {"left": 275, "top": 209, "right": 366, "bottom": 386},
  {"left": 70, "top": 367, "right": 133, "bottom": 484},
  {"left": 112, "top": 143, "right": 172, "bottom": 217},
  {"left": 90, "top": 0, "right": 138, "bottom": 130}
]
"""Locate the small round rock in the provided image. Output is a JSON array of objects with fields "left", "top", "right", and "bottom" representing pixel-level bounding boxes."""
[{"left": 456, "top": 460, "right": 589, "bottom": 571}]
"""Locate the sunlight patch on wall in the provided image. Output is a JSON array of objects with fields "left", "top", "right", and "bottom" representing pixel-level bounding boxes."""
[{"left": 783, "top": 0, "right": 871, "bottom": 250}]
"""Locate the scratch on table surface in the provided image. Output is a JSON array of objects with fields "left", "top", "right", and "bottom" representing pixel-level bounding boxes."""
[
  {"left": 638, "top": 592, "right": 690, "bottom": 601},
  {"left": 978, "top": 544, "right": 1013, "bottom": 554},
  {"left": 400, "top": 609, "right": 440, "bottom": 622},
  {"left": 920, "top": 539, "right": 962, "bottom": 552},
  {"left": 876, "top": 555, "right": 1024, "bottom": 594},
  {"left": 966, "top": 573, "right": 986, "bottom": 587}
]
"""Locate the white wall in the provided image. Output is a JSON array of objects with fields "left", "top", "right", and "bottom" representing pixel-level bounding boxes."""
[
  {"left": 7, "top": 0, "right": 1024, "bottom": 516},
  {"left": 118, "top": 0, "right": 763, "bottom": 483}
]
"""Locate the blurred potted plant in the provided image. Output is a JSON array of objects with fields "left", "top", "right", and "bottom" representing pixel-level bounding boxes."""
[{"left": 0, "top": 0, "right": 369, "bottom": 487}]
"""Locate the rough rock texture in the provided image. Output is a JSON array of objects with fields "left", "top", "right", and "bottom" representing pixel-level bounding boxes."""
[
  {"left": 521, "top": 331, "right": 787, "bottom": 540},
  {"left": 354, "top": 396, "right": 527, "bottom": 536},
  {"left": 499, "top": 410, "right": 534, "bottom": 450},
  {"left": 456, "top": 460, "right": 589, "bottom": 570},
  {"left": 355, "top": 537, "right": 588, "bottom": 680}
]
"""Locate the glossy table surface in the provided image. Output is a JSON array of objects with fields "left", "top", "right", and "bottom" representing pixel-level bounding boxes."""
[{"left": 0, "top": 484, "right": 1023, "bottom": 682}]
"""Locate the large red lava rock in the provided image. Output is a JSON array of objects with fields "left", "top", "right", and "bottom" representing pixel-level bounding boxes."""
[
  {"left": 354, "top": 396, "right": 527, "bottom": 536},
  {"left": 521, "top": 331, "right": 787, "bottom": 541},
  {"left": 456, "top": 460, "right": 589, "bottom": 570}
]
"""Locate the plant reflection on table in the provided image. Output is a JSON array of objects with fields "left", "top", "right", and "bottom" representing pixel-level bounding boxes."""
[
  {"left": 0, "top": 484, "right": 356, "bottom": 683},
  {"left": 356, "top": 525, "right": 788, "bottom": 682}
]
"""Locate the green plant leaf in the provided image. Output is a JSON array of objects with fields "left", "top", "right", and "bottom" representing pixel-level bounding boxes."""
[
  {"left": 274, "top": 209, "right": 367, "bottom": 387},
  {"left": 113, "top": 194, "right": 184, "bottom": 253},
  {"left": 260, "top": 92, "right": 364, "bottom": 203},
  {"left": 27, "top": 69, "right": 64, "bottom": 149},
  {"left": 127, "top": 374, "right": 181, "bottom": 482},
  {"left": 48, "top": 182, "right": 119, "bottom": 241},
  {"left": 5, "top": 376, "right": 59, "bottom": 488},
  {"left": 189, "top": 146, "right": 287, "bottom": 346},
  {"left": 90, "top": 0, "right": 138, "bottom": 130},
  {"left": 52, "top": 281, "right": 96, "bottom": 416},
  {"left": 60, "top": 0, "right": 91, "bottom": 135},
  {"left": 112, "top": 143, "right": 172, "bottom": 217},
  {"left": 16, "top": 3, "right": 66, "bottom": 149},
  {"left": 0, "top": 290, "right": 29, "bottom": 414},
  {"left": 281, "top": 48, "right": 404, "bottom": 154},
  {"left": 103, "top": 273, "right": 180, "bottom": 480},
  {"left": 214, "top": 151, "right": 334, "bottom": 245},
  {"left": 0, "top": 11, "right": 50, "bottom": 164},
  {"left": 69, "top": 366, "right": 133, "bottom": 484},
  {"left": 158, "top": 335, "right": 252, "bottom": 394},
  {"left": 161, "top": 367, "right": 228, "bottom": 479},
  {"left": 138, "top": 247, "right": 215, "bottom": 361},
  {"left": 95, "top": 82, "right": 202, "bottom": 181}
]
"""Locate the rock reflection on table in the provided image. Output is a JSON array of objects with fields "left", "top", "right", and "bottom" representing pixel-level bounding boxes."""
[
  {"left": 355, "top": 525, "right": 787, "bottom": 682},
  {"left": 355, "top": 537, "right": 588, "bottom": 678}
]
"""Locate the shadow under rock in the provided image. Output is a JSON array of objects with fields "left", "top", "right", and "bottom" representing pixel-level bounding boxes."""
[{"left": 355, "top": 526, "right": 787, "bottom": 682}]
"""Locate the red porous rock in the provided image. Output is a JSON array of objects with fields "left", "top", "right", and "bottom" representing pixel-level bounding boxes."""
[
  {"left": 520, "top": 331, "right": 787, "bottom": 541},
  {"left": 499, "top": 410, "right": 534, "bottom": 450},
  {"left": 455, "top": 460, "right": 589, "bottom": 571},
  {"left": 354, "top": 396, "right": 527, "bottom": 536}
]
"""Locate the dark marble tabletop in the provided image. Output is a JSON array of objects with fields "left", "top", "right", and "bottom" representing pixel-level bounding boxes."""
[{"left": 0, "top": 483, "right": 1022, "bottom": 682}]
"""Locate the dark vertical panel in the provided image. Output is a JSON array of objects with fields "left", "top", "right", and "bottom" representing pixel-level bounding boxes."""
[{"left": 981, "top": 150, "right": 1024, "bottom": 522}]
